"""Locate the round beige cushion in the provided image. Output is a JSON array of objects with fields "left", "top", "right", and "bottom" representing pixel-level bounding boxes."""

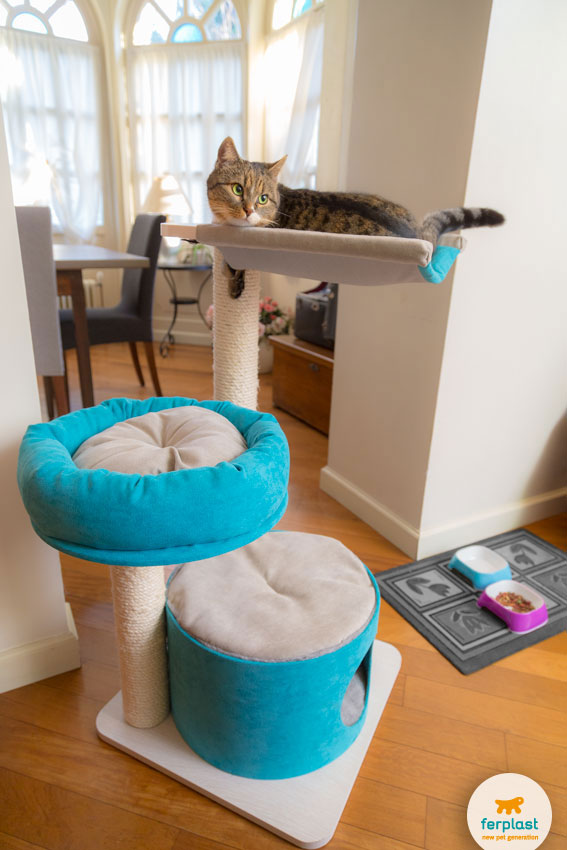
[
  {"left": 73, "top": 406, "right": 247, "bottom": 474},
  {"left": 167, "top": 532, "right": 376, "bottom": 662}
]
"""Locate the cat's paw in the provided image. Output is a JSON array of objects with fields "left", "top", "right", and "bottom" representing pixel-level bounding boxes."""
[{"left": 228, "top": 266, "right": 245, "bottom": 299}]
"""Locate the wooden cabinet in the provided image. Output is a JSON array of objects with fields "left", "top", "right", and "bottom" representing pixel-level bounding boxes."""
[{"left": 270, "top": 336, "right": 334, "bottom": 434}]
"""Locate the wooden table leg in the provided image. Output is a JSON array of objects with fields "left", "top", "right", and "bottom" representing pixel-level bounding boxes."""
[{"left": 57, "top": 270, "right": 95, "bottom": 408}]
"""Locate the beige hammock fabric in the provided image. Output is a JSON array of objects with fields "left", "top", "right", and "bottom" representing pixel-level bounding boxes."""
[{"left": 162, "top": 222, "right": 451, "bottom": 287}]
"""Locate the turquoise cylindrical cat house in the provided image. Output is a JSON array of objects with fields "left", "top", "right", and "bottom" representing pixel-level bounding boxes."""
[{"left": 166, "top": 531, "right": 379, "bottom": 779}]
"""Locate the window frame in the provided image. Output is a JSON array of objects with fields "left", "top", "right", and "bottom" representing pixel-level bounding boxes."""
[
  {"left": 0, "top": 0, "right": 96, "bottom": 42},
  {"left": 268, "top": 0, "right": 324, "bottom": 37},
  {"left": 127, "top": 0, "right": 245, "bottom": 47},
  {"left": 124, "top": 0, "right": 248, "bottom": 224},
  {"left": 0, "top": 0, "right": 118, "bottom": 240}
]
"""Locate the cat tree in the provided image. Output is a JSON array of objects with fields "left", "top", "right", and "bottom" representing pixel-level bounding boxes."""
[{"left": 19, "top": 224, "right": 463, "bottom": 847}]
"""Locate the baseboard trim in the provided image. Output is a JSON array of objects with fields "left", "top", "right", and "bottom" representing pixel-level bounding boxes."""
[
  {"left": 153, "top": 316, "right": 212, "bottom": 347},
  {"left": 417, "top": 487, "right": 567, "bottom": 558},
  {"left": 0, "top": 603, "right": 81, "bottom": 694},
  {"left": 320, "top": 465, "right": 566, "bottom": 560},
  {"left": 319, "top": 466, "right": 420, "bottom": 558}
]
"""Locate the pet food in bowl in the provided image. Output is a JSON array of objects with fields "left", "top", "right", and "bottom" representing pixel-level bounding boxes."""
[
  {"left": 478, "top": 580, "right": 548, "bottom": 633},
  {"left": 495, "top": 591, "right": 535, "bottom": 614}
]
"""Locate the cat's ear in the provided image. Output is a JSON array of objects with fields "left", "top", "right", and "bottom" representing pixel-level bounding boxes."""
[
  {"left": 267, "top": 155, "right": 287, "bottom": 180},
  {"left": 216, "top": 137, "right": 241, "bottom": 166}
]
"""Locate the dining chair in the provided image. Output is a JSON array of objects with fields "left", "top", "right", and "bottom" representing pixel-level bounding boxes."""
[
  {"left": 15, "top": 206, "right": 69, "bottom": 418},
  {"left": 59, "top": 214, "right": 166, "bottom": 396}
]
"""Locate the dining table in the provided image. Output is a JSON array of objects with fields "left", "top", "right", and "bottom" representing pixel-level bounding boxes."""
[{"left": 53, "top": 244, "right": 150, "bottom": 408}]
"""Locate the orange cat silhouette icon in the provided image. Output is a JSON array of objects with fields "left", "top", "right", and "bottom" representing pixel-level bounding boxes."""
[{"left": 495, "top": 797, "right": 524, "bottom": 815}]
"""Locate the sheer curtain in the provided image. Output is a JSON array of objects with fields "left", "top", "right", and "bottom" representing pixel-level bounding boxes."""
[
  {"left": 0, "top": 27, "right": 108, "bottom": 242},
  {"left": 264, "top": 9, "right": 324, "bottom": 188},
  {"left": 127, "top": 42, "right": 245, "bottom": 223}
]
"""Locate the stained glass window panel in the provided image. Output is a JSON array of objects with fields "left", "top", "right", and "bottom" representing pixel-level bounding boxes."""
[
  {"left": 292, "top": 0, "right": 312, "bottom": 18},
  {"left": 188, "top": 0, "right": 214, "bottom": 18},
  {"left": 50, "top": 2, "right": 89, "bottom": 41},
  {"left": 12, "top": 13, "right": 48, "bottom": 34},
  {"left": 203, "top": 0, "right": 241, "bottom": 40},
  {"left": 33, "top": 0, "right": 57, "bottom": 13},
  {"left": 154, "top": 0, "right": 183, "bottom": 22},
  {"left": 133, "top": 3, "right": 169, "bottom": 44},
  {"left": 172, "top": 22, "right": 203, "bottom": 42}
]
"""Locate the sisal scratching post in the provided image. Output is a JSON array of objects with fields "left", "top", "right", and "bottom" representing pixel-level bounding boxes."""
[
  {"left": 110, "top": 564, "right": 169, "bottom": 728},
  {"left": 213, "top": 248, "right": 260, "bottom": 410}
]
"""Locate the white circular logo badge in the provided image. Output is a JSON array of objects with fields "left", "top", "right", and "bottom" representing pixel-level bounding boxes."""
[{"left": 467, "top": 774, "right": 552, "bottom": 848}]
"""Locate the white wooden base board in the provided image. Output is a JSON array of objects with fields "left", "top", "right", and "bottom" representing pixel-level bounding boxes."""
[
  {"left": 0, "top": 603, "right": 80, "bottom": 694},
  {"left": 96, "top": 640, "right": 401, "bottom": 849}
]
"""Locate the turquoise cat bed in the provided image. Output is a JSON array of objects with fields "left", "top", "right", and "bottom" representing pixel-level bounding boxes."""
[{"left": 18, "top": 397, "right": 289, "bottom": 566}]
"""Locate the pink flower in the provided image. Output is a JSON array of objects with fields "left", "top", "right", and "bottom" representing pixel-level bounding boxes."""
[{"left": 258, "top": 322, "right": 266, "bottom": 337}]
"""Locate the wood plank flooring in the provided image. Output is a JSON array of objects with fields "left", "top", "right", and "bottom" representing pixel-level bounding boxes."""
[{"left": 2, "top": 341, "right": 565, "bottom": 850}]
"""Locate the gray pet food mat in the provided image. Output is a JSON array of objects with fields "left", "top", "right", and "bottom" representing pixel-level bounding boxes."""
[{"left": 375, "top": 529, "right": 567, "bottom": 674}]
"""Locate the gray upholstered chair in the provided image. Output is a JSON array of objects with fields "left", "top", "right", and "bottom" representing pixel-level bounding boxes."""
[
  {"left": 16, "top": 206, "right": 69, "bottom": 418},
  {"left": 59, "top": 214, "right": 166, "bottom": 396}
]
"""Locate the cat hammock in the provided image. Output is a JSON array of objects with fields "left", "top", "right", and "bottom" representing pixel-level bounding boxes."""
[
  {"left": 17, "top": 221, "right": 469, "bottom": 847},
  {"left": 162, "top": 222, "right": 465, "bottom": 286}
]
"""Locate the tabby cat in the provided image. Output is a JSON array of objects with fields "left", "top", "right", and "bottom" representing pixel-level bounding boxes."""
[{"left": 207, "top": 137, "right": 504, "bottom": 296}]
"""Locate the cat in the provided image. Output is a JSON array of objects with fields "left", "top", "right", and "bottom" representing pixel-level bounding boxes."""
[{"left": 207, "top": 137, "right": 504, "bottom": 296}]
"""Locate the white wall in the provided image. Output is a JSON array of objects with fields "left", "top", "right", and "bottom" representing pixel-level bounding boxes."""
[
  {"left": 419, "top": 0, "right": 567, "bottom": 554},
  {"left": 321, "top": 0, "right": 493, "bottom": 554},
  {"left": 0, "top": 108, "right": 80, "bottom": 692}
]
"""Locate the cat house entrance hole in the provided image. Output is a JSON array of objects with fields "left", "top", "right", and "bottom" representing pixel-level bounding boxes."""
[{"left": 341, "top": 645, "right": 372, "bottom": 727}]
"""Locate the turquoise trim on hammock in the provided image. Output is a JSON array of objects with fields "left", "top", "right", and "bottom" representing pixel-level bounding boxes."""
[
  {"left": 418, "top": 244, "right": 461, "bottom": 284},
  {"left": 166, "top": 564, "right": 380, "bottom": 779},
  {"left": 18, "top": 397, "right": 290, "bottom": 567}
]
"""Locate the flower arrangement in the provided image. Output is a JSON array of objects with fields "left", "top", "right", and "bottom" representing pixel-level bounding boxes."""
[{"left": 205, "top": 295, "right": 292, "bottom": 341}]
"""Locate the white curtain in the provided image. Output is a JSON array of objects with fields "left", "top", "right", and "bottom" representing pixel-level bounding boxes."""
[
  {"left": 264, "top": 10, "right": 324, "bottom": 188},
  {"left": 127, "top": 42, "right": 245, "bottom": 224},
  {"left": 0, "top": 27, "right": 107, "bottom": 242}
]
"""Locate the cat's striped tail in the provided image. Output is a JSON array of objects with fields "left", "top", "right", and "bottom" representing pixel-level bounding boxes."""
[{"left": 419, "top": 207, "right": 504, "bottom": 246}]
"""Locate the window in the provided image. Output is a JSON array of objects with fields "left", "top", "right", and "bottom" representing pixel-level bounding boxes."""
[
  {"left": 1, "top": 0, "right": 89, "bottom": 41},
  {"left": 271, "top": 0, "right": 324, "bottom": 32},
  {"left": 264, "top": 0, "right": 323, "bottom": 188},
  {"left": 131, "top": 0, "right": 241, "bottom": 45},
  {"left": 126, "top": 0, "right": 246, "bottom": 223},
  {"left": 0, "top": 0, "right": 113, "bottom": 240}
]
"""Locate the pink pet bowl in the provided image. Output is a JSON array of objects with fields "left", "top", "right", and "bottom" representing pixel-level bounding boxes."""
[{"left": 477, "top": 579, "right": 548, "bottom": 634}]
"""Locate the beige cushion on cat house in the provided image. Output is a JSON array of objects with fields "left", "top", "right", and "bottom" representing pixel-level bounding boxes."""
[
  {"left": 167, "top": 531, "right": 377, "bottom": 662},
  {"left": 73, "top": 405, "right": 247, "bottom": 474}
]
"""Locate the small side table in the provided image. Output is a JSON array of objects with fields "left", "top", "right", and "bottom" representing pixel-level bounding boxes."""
[{"left": 158, "top": 262, "right": 212, "bottom": 357}]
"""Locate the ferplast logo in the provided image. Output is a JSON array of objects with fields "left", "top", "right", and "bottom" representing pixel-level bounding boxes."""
[
  {"left": 479, "top": 796, "right": 538, "bottom": 836},
  {"left": 467, "top": 774, "right": 552, "bottom": 847}
]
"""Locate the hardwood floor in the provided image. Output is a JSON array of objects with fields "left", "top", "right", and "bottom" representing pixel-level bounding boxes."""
[{"left": 3, "top": 342, "right": 566, "bottom": 850}]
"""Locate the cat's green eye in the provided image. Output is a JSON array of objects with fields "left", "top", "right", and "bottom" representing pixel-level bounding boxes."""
[
  {"left": 258, "top": 193, "right": 268, "bottom": 205},
  {"left": 232, "top": 184, "right": 243, "bottom": 196}
]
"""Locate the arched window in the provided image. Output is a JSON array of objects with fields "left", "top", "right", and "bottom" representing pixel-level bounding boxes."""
[
  {"left": 1, "top": 0, "right": 89, "bottom": 41},
  {"left": 264, "top": 0, "right": 324, "bottom": 188},
  {"left": 132, "top": 0, "right": 241, "bottom": 45},
  {"left": 271, "top": 0, "right": 324, "bottom": 32},
  {"left": 0, "top": 1, "right": 114, "bottom": 241},
  {"left": 126, "top": 0, "right": 246, "bottom": 222}
]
